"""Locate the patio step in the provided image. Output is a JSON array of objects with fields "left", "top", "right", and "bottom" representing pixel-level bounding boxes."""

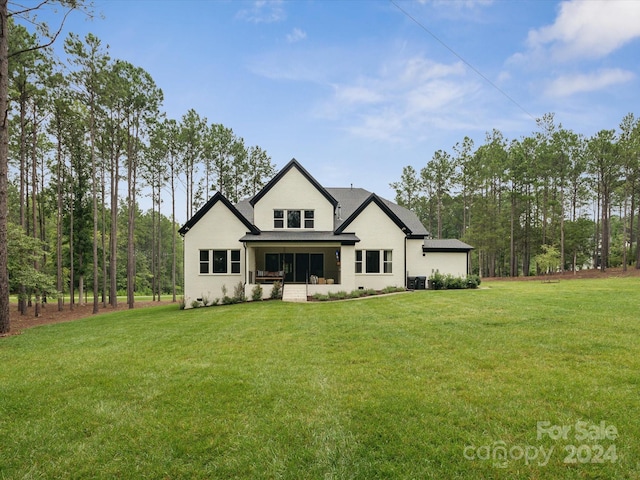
[{"left": 282, "top": 284, "right": 308, "bottom": 303}]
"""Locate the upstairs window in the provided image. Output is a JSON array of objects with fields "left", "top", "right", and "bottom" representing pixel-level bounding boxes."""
[
  {"left": 287, "top": 210, "right": 301, "bottom": 228},
  {"left": 274, "top": 210, "right": 284, "bottom": 228},
  {"left": 304, "top": 210, "right": 314, "bottom": 228},
  {"left": 274, "top": 209, "right": 315, "bottom": 229}
]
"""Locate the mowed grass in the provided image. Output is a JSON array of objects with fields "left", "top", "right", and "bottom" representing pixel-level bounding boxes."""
[{"left": 1, "top": 279, "right": 639, "bottom": 479}]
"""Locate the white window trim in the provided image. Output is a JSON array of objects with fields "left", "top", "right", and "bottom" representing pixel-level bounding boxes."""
[
  {"left": 198, "top": 249, "right": 242, "bottom": 275},
  {"left": 355, "top": 249, "right": 393, "bottom": 275}
]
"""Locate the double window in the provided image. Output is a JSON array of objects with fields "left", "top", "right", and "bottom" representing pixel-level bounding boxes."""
[
  {"left": 274, "top": 209, "right": 314, "bottom": 229},
  {"left": 200, "top": 249, "right": 241, "bottom": 274},
  {"left": 355, "top": 250, "right": 392, "bottom": 274}
]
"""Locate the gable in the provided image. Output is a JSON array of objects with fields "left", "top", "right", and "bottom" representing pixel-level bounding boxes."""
[
  {"left": 339, "top": 198, "right": 408, "bottom": 249},
  {"left": 178, "top": 192, "right": 258, "bottom": 237},
  {"left": 335, "top": 193, "right": 410, "bottom": 235},
  {"left": 250, "top": 158, "right": 337, "bottom": 208},
  {"left": 250, "top": 159, "right": 337, "bottom": 231}
]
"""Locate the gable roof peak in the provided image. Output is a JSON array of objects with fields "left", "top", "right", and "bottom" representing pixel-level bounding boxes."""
[
  {"left": 178, "top": 191, "right": 260, "bottom": 236},
  {"left": 249, "top": 158, "right": 338, "bottom": 208}
]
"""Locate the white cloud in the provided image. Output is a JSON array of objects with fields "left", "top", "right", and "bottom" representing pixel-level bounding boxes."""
[
  {"left": 544, "top": 69, "right": 635, "bottom": 97},
  {"left": 236, "top": 0, "right": 285, "bottom": 24},
  {"left": 527, "top": 0, "right": 640, "bottom": 61},
  {"left": 320, "top": 57, "right": 479, "bottom": 142},
  {"left": 286, "top": 28, "right": 307, "bottom": 43}
]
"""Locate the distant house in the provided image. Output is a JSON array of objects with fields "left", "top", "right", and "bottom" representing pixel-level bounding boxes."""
[{"left": 179, "top": 159, "right": 472, "bottom": 304}]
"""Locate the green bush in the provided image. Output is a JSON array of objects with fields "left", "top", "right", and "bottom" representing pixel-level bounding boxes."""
[
  {"left": 466, "top": 274, "right": 481, "bottom": 289},
  {"left": 444, "top": 275, "right": 466, "bottom": 289},
  {"left": 429, "top": 271, "right": 446, "bottom": 290},
  {"left": 251, "top": 284, "right": 264, "bottom": 301},
  {"left": 233, "top": 282, "right": 246, "bottom": 303},
  {"left": 270, "top": 281, "right": 282, "bottom": 299},
  {"left": 430, "top": 272, "right": 479, "bottom": 290}
]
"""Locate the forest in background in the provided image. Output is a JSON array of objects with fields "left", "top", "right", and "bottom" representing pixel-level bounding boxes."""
[
  {"left": 5, "top": 15, "right": 276, "bottom": 319},
  {"left": 390, "top": 112, "right": 640, "bottom": 277}
]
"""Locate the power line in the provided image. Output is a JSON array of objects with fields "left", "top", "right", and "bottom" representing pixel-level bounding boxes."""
[{"left": 389, "top": 0, "right": 536, "bottom": 122}]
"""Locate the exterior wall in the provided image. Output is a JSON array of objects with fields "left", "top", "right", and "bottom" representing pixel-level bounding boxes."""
[
  {"left": 425, "top": 251, "right": 469, "bottom": 278},
  {"left": 405, "top": 239, "right": 469, "bottom": 279},
  {"left": 346, "top": 203, "right": 407, "bottom": 290},
  {"left": 183, "top": 201, "right": 247, "bottom": 307},
  {"left": 252, "top": 168, "right": 335, "bottom": 231}
]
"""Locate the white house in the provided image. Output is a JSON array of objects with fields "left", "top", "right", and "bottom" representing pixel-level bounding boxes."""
[{"left": 178, "top": 159, "right": 472, "bottom": 304}]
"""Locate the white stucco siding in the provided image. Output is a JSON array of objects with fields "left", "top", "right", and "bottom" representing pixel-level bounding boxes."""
[
  {"left": 425, "top": 251, "right": 468, "bottom": 278},
  {"left": 347, "top": 203, "right": 407, "bottom": 290},
  {"left": 406, "top": 240, "right": 469, "bottom": 279},
  {"left": 183, "top": 202, "right": 246, "bottom": 306},
  {"left": 253, "top": 168, "right": 335, "bottom": 231},
  {"left": 406, "top": 239, "right": 428, "bottom": 278}
]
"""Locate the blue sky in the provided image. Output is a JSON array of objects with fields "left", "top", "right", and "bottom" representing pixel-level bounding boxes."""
[{"left": 32, "top": 0, "right": 640, "bottom": 222}]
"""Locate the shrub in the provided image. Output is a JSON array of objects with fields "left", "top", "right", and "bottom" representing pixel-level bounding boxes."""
[
  {"left": 178, "top": 297, "right": 186, "bottom": 310},
  {"left": 312, "top": 293, "right": 329, "bottom": 301},
  {"left": 270, "top": 281, "right": 282, "bottom": 299},
  {"left": 251, "top": 284, "right": 264, "bottom": 301},
  {"left": 382, "top": 285, "right": 404, "bottom": 294},
  {"left": 201, "top": 294, "right": 210, "bottom": 306},
  {"left": 466, "top": 274, "right": 481, "bottom": 289},
  {"left": 429, "top": 271, "right": 446, "bottom": 290},
  {"left": 444, "top": 275, "right": 466, "bottom": 290},
  {"left": 233, "top": 282, "right": 246, "bottom": 303},
  {"left": 190, "top": 300, "right": 201, "bottom": 309}
]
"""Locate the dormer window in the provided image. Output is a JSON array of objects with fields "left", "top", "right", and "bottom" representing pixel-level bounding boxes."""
[{"left": 273, "top": 209, "right": 315, "bottom": 229}]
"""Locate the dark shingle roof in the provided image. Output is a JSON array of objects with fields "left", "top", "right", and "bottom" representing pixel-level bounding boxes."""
[
  {"left": 327, "top": 187, "right": 429, "bottom": 236},
  {"left": 423, "top": 239, "right": 473, "bottom": 251}
]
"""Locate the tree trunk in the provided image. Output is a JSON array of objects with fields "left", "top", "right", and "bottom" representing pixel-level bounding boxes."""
[
  {"left": 31, "top": 103, "right": 41, "bottom": 318},
  {"left": 79, "top": 275, "right": 84, "bottom": 306},
  {"left": 110, "top": 148, "right": 118, "bottom": 307},
  {"left": 0, "top": 0, "right": 9, "bottom": 334},
  {"left": 171, "top": 164, "right": 176, "bottom": 302},
  {"left": 56, "top": 123, "right": 63, "bottom": 311}
]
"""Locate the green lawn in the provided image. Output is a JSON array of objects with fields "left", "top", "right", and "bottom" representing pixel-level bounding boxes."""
[{"left": 1, "top": 279, "right": 639, "bottom": 479}]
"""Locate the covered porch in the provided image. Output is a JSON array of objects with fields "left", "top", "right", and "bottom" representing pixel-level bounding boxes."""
[{"left": 240, "top": 231, "right": 359, "bottom": 299}]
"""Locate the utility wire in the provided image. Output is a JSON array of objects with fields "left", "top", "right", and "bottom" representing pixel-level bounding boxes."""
[{"left": 389, "top": 0, "right": 536, "bottom": 122}]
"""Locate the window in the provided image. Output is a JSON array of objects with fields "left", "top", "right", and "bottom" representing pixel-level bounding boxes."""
[
  {"left": 356, "top": 249, "right": 393, "bottom": 274},
  {"left": 200, "top": 249, "right": 241, "bottom": 274},
  {"left": 355, "top": 250, "right": 362, "bottom": 273},
  {"left": 200, "top": 250, "right": 210, "bottom": 274},
  {"left": 274, "top": 209, "right": 315, "bottom": 229},
  {"left": 274, "top": 210, "right": 284, "bottom": 228},
  {"left": 384, "top": 250, "right": 393, "bottom": 273},
  {"left": 366, "top": 250, "right": 380, "bottom": 273},
  {"left": 287, "top": 210, "right": 301, "bottom": 228},
  {"left": 304, "top": 210, "right": 314, "bottom": 228},
  {"left": 213, "top": 250, "right": 227, "bottom": 273},
  {"left": 231, "top": 250, "right": 241, "bottom": 274}
]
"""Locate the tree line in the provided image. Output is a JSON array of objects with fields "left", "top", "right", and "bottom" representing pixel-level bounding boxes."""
[
  {"left": 391, "top": 113, "right": 640, "bottom": 277},
  {"left": 0, "top": 3, "right": 276, "bottom": 333}
]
